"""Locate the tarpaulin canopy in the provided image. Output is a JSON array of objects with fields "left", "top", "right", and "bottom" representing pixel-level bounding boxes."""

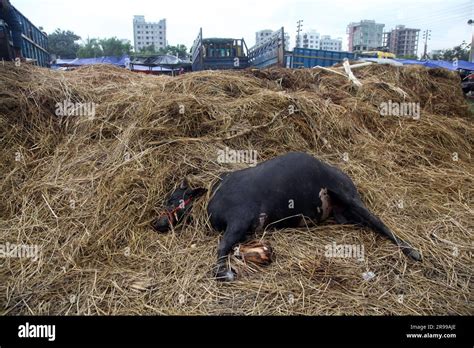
[
  {"left": 358, "top": 58, "right": 404, "bottom": 66},
  {"left": 55, "top": 55, "right": 130, "bottom": 67},
  {"left": 130, "top": 64, "right": 173, "bottom": 72},
  {"left": 394, "top": 58, "right": 474, "bottom": 71},
  {"left": 132, "top": 55, "right": 191, "bottom": 66}
]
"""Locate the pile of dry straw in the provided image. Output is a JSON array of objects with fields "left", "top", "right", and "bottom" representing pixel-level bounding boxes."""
[{"left": 0, "top": 62, "right": 472, "bottom": 315}]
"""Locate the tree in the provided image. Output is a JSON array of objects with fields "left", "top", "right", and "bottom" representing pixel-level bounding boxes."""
[
  {"left": 99, "top": 37, "right": 132, "bottom": 56},
  {"left": 165, "top": 44, "right": 189, "bottom": 59},
  {"left": 48, "top": 29, "right": 81, "bottom": 59},
  {"left": 77, "top": 38, "right": 103, "bottom": 58},
  {"left": 136, "top": 44, "right": 189, "bottom": 59},
  {"left": 76, "top": 37, "right": 132, "bottom": 58},
  {"left": 139, "top": 44, "right": 157, "bottom": 55},
  {"left": 432, "top": 41, "right": 471, "bottom": 61},
  {"left": 133, "top": 44, "right": 190, "bottom": 59}
]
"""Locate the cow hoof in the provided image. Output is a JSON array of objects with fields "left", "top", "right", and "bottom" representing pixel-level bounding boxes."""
[
  {"left": 406, "top": 248, "right": 422, "bottom": 262},
  {"left": 215, "top": 268, "right": 236, "bottom": 282}
]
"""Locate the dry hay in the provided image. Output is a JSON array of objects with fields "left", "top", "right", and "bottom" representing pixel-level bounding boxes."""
[{"left": 0, "top": 62, "right": 472, "bottom": 315}]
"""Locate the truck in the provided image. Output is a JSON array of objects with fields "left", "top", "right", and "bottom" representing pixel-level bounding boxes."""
[
  {"left": 0, "top": 5, "right": 49, "bottom": 67},
  {"left": 248, "top": 28, "right": 286, "bottom": 69},
  {"left": 358, "top": 51, "right": 396, "bottom": 59},
  {"left": 287, "top": 47, "right": 355, "bottom": 68},
  {"left": 191, "top": 28, "right": 249, "bottom": 71}
]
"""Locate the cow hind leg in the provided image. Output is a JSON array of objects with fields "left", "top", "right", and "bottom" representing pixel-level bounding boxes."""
[{"left": 329, "top": 190, "right": 422, "bottom": 261}]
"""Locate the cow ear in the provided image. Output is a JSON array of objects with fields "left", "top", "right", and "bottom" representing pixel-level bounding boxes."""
[
  {"left": 190, "top": 187, "right": 207, "bottom": 199},
  {"left": 179, "top": 178, "right": 189, "bottom": 189}
]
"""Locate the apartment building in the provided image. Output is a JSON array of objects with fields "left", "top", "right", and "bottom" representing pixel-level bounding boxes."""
[
  {"left": 347, "top": 20, "right": 385, "bottom": 52},
  {"left": 255, "top": 29, "right": 290, "bottom": 50},
  {"left": 133, "top": 15, "right": 167, "bottom": 52},
  {"left": 383, "top": 25, "right": 420, "bottom": 57},
  {"left": 320, "top": 35, "right": 343, "bottom": 51}
]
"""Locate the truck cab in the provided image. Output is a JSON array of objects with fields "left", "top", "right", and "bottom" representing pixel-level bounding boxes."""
[{"left": 191, "top": 29, "right": 249, "bottom": 71}]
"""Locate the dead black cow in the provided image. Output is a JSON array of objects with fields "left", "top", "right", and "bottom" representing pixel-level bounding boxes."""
[{"left": 152, "top": 152, "right": 422, "bottom": 281}]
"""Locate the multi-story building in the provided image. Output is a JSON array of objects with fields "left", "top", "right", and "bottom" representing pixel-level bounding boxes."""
[
  {"left": 255, "top": 29, "right": 273, "bottom": 46},
  {"left": 296, "top": 30, "right": 342, "bottom": 51},
  {"left": 297, "top": 30, "right": 320, "bottom": 49},
  {"left": 320, "top": 35, "right": 343, "bottom": 51},
  {"left": 383, "top": 25, "right": 420, "bottom": 57},
  {"left": 347, "top": 20, "right": 385, "bottom": 52},
  {"left": 255, "top": 29, "right": 290, "bottom": 50},
  {"left": 133, "top": 15, "right": 167, "bottom": 52}
]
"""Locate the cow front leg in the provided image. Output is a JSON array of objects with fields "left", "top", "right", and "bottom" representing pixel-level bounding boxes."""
[{"left": 215, "top": 223, "right": 249, "bottom": 282}]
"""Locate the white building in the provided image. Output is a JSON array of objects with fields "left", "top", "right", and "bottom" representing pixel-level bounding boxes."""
[
  {"left": 133, "top": 15, "right": 167, "bottom": 52},
  {"left": 298, "top": 30, "right": 320, "bottom": 49},
  {"left": 320, "top": 35, "right": 342, "bottom": 51},
  {"left": 255, "top": 29, "right": 290, "bottom": 51},
  {"left": 296, "top": 30, "right": 342, "bottom": 51},
  {"left": 347, "top": 20, "right": 385, "bottom": 52},
  {"left": 255, "top": 29, "right": 273, "bottom": 46}
]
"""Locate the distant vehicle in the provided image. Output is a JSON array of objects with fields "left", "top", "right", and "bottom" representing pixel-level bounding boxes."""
[
  {"left": 358, "top": 51, "right": 396, "bottom": 59},
  {"left": 0, "top": 5, "right": 49, "bottom": 67},
  {"left": 461, "top": 72, "right": 474, "bottom": 95},
  {"left": 287, "top": 47, "right": 356, "bottom": 68},
  {"left": 191, "top": 28, "right": 249, "bottom": 71}
]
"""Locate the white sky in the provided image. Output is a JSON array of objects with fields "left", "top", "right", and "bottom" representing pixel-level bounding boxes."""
[{"left": 12, "top": 0, "right": 474, "bottom": 53}]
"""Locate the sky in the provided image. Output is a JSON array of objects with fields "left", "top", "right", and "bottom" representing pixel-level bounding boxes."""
[{"left": 12, "top": 0, "right": 474, "bottom": 54}]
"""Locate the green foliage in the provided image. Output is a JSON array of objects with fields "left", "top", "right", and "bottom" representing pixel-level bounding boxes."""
[
  {"left": 48, "top": 29, "right": 187, "bottom": 59},
  {"left": 76, "top": 38, "right": 103, "bottom": 58},
  {"left": 47, "top": 29, "right": 81, "bottom": 59},
  {"left": 137, "top": 44, "right": 189, "bottom": 59},
  {"left": 432, "top": 42, "right": 471, "bottom": 61},
  {"left": 100, "top": 37, "right": 132, "bottom": 56},
  {"left": 76, "top": 37, "right": 132, "bottom": 58},
  {"left": 139, "top": 44, "right": 158, "bottom": 55},
  {"left": 165, "top": 44, "right": 189, "bottom": 59}
]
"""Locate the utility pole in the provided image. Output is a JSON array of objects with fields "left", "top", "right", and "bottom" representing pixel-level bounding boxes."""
[
  {"left": 468, "top": 20, "right": 474, "bottom": 63},
  {"left": 422, "top": 29, "right": 431, "bottom": 60},
  {"left": 296, "top": 20, "right": 303, "bottom": 48}
]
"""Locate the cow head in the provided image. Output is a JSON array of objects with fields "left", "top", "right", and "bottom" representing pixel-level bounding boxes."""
[{"left": 152, "top": 178, "right": 207, "bottom": 233}]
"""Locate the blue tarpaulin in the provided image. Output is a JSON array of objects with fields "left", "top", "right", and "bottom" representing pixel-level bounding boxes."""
[{"left": 394, "top": 58, "right": 474, "bottom": 71}]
